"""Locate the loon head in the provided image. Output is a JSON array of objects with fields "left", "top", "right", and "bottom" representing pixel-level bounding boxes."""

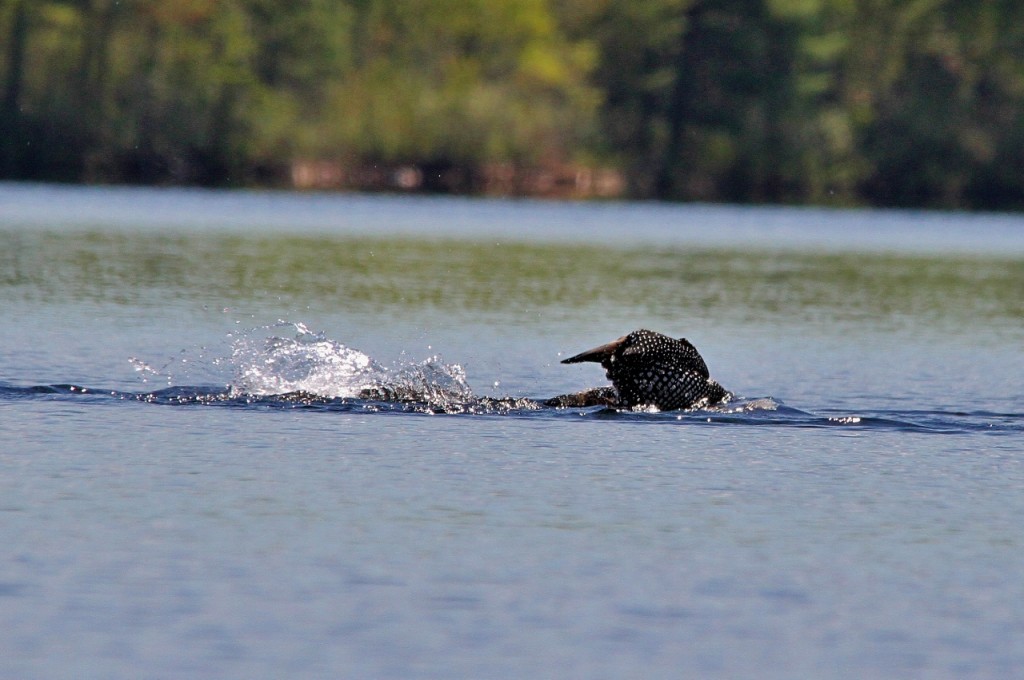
[{"left": 560, "top": 329, "right": 726, "bottom": 410}]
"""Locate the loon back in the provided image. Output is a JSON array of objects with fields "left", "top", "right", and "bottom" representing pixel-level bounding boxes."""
[{"left": 560, "top": 329, "right": 728, "bottom": 410}]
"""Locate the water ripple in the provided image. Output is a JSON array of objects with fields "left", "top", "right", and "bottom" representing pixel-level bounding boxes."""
[
  {"left": 3, "top": 323, "right": 1020, "bottom": 433},
  {"left": 2, "top": 381, "right": 1020, "bottom": 434}
]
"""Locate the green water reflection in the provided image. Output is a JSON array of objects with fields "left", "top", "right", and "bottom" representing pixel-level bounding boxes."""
[{"left": 3, "top": 231, "right": 1022, "bottom": 331}]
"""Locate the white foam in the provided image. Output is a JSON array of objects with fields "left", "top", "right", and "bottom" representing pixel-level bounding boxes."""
[{"left": 228, "top": 322, "right": 474, "bottom": 406}]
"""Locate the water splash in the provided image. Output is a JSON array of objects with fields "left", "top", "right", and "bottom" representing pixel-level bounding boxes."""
[
  {"left": 230, "top": 322, "right": 381, "bottom": 397},
  {"left": 128, "top": 345, "right": 221, "bottom": 386},
  {"left": 716, "top": 397, "right": 779, "bottom": 413},
  {"left": 128, "top": 357, "right": 167, "bottom": 384},
  {"left": 227, "top": 321, "right": 475, "bottom": 408}
]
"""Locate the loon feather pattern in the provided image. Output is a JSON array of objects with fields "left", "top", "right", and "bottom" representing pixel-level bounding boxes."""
[{"left": 555, "top": 329, "right": 728, "bottom": 411}]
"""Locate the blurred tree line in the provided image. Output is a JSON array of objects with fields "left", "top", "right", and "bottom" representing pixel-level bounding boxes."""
[{"left": 2, "top": 0, "right": 1024, "bottom": 208}]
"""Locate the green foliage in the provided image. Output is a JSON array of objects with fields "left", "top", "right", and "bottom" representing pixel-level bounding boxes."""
[
  {"left": 2, "top": 0, "right": 1024, "bottom": 208},
  {"left": 329, "top": 0, "right": 599, "bottom": 165}
]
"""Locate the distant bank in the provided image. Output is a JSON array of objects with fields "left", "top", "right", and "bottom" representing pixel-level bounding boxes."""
[{"left": 288, "top": 160, "right": 625, "bottom": 199}]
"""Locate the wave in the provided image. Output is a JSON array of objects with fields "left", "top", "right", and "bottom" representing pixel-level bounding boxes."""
[
  {"left": 2, "top": 321, "right": 1021, "bottom": 432},
  {"left": 2, "top": 380, "right": 1021, "bottom": 432}
]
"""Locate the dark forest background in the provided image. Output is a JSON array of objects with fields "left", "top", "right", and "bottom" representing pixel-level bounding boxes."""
[{"left": 3, "top": 0, "right": 1024, "bottom": 208}]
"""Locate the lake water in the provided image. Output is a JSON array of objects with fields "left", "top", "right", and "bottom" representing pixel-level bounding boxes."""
[{"left": 1, "top": 183, "right": 1022, "bottom": 678}]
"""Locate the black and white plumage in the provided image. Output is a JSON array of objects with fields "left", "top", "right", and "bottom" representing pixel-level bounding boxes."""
[{"left": 551, "top": 329, "right": 729, "bottom": 411}]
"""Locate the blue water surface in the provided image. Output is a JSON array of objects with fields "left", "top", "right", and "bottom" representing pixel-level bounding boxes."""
[{"left": 1, "top": 183, "right": 1023, "bottom": 679}]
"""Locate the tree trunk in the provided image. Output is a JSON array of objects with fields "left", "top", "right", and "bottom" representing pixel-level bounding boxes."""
[{"left": 1, "top": 0, "right": 30, "bottom": 177}]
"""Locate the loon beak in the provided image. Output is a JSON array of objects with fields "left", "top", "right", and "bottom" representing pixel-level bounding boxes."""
[{"left": 561, "top": 335, "right": 627, "bottom": 364}]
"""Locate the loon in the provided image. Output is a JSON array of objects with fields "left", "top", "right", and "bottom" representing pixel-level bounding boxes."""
[{"left": 545, "top": 329, "right": 730, "bottom": 411}]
